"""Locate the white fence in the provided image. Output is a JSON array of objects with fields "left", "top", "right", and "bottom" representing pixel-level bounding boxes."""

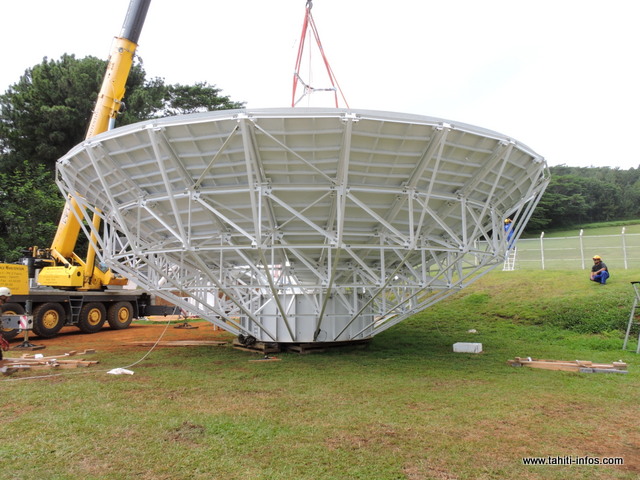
[{"left": 510, "top": 228, "right": 640, "bottom": 271}]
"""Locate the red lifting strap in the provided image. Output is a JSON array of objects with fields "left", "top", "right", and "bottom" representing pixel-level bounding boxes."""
[{"left": 291, "top": 0, "right": 349, "bottom": 108}]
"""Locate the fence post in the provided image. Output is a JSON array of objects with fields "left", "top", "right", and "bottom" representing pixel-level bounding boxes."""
[
  {"left": 622, "top": 227, "right": 628, "bottom": 270},
  {"left": 579, "top": 229, "right": 585, "bottom": 269},
  {"left": 540, "top": 231, "right": 545, "bottom": 270}
]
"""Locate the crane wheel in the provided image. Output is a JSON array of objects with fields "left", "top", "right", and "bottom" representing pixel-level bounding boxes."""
[
  {"left": 107, "top": 302, "right": 133, "bottom": 330},
  {"left": 78, "top": 302, "right": 107, "bottom": 334},
  {"left": 32, "top": 303, "right": 66, "bottom": 338},
  {"left": 1, "top": 303, "right": 26, "bottom": 340}
]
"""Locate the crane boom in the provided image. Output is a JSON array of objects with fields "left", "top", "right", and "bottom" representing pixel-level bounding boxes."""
[
  {"left": 86, "top": 0, "right": 151, "bottom": 138},
  {"left": 39, "top": 0, "right": 151, "bottom": 290}
]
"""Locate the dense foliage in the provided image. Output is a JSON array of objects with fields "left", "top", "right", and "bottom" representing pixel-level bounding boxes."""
[
  {"left": 0, "top": 162, "right": 64, "bottom": 261},
  {"left": 0, "top": 55, "right": 244, "bottom": 261},
  {"left": 0, "top": 54, "right": 243, "bottom": 173},
  {"left": 526, "top": 165, "right": 640, "bottom": 232}
]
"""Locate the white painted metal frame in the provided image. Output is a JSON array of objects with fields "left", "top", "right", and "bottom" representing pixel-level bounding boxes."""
[{"left": 56, "top": 108, "right": 549, "bottom": 343}]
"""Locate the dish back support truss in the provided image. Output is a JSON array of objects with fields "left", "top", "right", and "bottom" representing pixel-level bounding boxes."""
[{"left": 55, "top": 108, "right": 549, "bottom": 344}]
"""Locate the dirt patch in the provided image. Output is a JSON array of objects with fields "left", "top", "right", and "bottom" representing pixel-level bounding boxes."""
[
  {"left": 166, "top": 420, "right": 206, "bottom": 445},
  {"left": 4, "top": 320, "right": 232, "bottom": 355}
]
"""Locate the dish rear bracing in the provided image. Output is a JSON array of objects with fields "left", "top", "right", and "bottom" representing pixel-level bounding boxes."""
[{"left": 56, "top": 108, "right": 549, "bottom": 344}]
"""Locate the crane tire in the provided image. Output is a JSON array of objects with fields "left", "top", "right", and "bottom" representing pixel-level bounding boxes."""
[
  {"left": 32, "top": 303, "right": 66, "bottom": 338},
  {"left": 78, "top": 302, "right": 107, "bottom": 334},
  {"left": 107, "top": 302, "right": 133, "bottom": 330},
  {"left": 1, "top": 303, "right": 26, "bottom": 340}
]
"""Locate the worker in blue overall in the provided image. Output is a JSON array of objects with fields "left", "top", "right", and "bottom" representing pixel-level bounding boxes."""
[
  {"left": 504, "top": 218, "right": 515, "bottom": 248},
  {"left": 590, "top": 255, "right": 610, "bottom": 285}
]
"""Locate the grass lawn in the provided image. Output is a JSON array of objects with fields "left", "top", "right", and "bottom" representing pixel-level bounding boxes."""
[{"left": 1, "top": 269, "right": 639, "bottom": 479}]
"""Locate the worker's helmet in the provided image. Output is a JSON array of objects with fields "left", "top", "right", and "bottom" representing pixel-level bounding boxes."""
[
  {"left": 593, "top": 255, "right": 602, "bottom": 261},
  {"left": 0, "top": 287, "right": 11, "bottom": 297},
  {"left": 504, "top": 219, "right": 512, "bottom": 224}
]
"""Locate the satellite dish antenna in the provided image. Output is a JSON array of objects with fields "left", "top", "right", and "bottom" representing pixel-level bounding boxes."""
[{"left": 56, "top": 108, "right": 549, "bottom": 347}]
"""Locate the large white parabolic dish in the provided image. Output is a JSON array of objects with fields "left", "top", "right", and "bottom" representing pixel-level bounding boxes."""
[{"left": 56, "top": 108, "right": 549, "bottom": 344}]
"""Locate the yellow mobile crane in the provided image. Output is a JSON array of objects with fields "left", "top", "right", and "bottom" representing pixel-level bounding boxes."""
[
  {"left": 36, "top": 0, "right": 151, "bottom": 291},
  {"left": 1, "top": 0, "right": 175, "bottom": 340}
]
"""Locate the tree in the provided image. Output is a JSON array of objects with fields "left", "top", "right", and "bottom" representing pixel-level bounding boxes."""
[
  {"left": 525, "top": 166, "right": 638, "bottom": 232},
  {"left": 0, "top": 55, "right": 245, "bottom": 174},
  {"left": 121, "top": 80, "right": 244, "bottom": 121},
  {"left": 0, "top": 162, "right": 64, "bottom": 262},
  {"left": 0, "top": 54, "right": 244, "bottom": 260},
  {"left": 161, "top": 82, "right": 243, "bottom": 116},
  {"left": 0, "top": 55, "right": 110, "bottom": 173}
]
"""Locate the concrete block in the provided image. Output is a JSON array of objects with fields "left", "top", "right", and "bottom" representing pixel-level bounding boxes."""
[{"left": 453, "top": 342, "right": 483, "bottom": 353}]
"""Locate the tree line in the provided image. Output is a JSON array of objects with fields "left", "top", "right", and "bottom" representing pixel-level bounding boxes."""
[
  {"left": 526, "top": 165, "right": 640, "bottom": 232},
  {"left": 1, "top": 55, "right": 639, "bottom": 261}
]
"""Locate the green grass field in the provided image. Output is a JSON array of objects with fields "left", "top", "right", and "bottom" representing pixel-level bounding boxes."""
[{"left": 1, "top": 235, "right": 640, "bottom": 479}]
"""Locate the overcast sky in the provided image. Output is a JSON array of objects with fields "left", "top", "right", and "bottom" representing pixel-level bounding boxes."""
[{"left": 3, "top": 0, "right": 639, "bottom": 169}]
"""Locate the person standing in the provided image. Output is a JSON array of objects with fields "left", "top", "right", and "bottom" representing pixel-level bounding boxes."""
[
  {"left": 0, "top": 287, "right": 12, "bottom": 359},
  {"left": 590, "top": 255, "right": 610, "bottom": 285},
  {"left": 504, "top": 218, "right": 515, "bottom": 248}
]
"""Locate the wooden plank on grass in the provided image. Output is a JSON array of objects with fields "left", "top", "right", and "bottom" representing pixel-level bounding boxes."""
[
  {"left": 248, "top": 357, "right": 281, "bottom": 362},
  {"left": 20, "top": 349, "right": 96, "bottom": 360},
  {"left": 508, "top": 357, "right": 627, "bottom": 372},
  {"left": 128, "top": 340, "right": 227, "bottom": 347}
]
